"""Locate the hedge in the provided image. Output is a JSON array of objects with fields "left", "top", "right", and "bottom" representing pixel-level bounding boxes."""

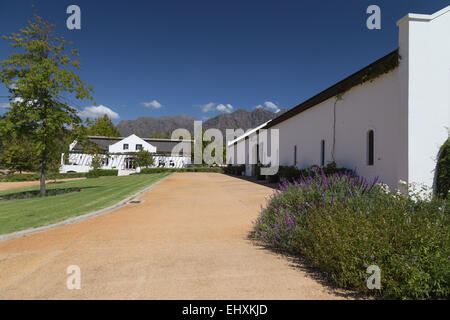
[
  {"left": 223, "top": 165, "right": 245, "bottom": 175},
  {"left": 139, "top": 167, "right": 223, "bottom": 174},
  {"left": 278, "top": 162, "right": 351, "bottom": 182},
  {"left": 86, "top": 169, "right": 119, "bottom": 178}
]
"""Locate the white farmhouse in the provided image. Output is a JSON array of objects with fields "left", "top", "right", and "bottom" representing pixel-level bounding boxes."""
[
  {"left": 227, "top": 6, "right": 450, "bottom": 191},
  {"left": 60, "top": 134, "right": 192, "bottom": 176}
]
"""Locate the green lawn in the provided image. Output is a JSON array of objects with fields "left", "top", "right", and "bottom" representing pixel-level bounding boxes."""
[{"left": 0, "top": 173, "right": 170, "bottom": 235}]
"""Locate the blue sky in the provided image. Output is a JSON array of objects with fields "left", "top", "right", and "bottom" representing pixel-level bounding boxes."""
[{"left": 0, "top": 0, "right": 448, "bottom": 123}]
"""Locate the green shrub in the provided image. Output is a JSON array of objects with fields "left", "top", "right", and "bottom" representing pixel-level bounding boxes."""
[
  {"left": 223, "top": 165, "right": 245, "bottom": 175},
  {"left": 278, "top": 162, "right": 351, "bottom": 182},
  {"left": 254, "top": 163, "right": 267, "bottom": 180},
  {"left": 436, "top": 138, "right": 450, "bottom": 199},
  {"left": 254, "top": 169, "right": 449, "bottom": 299},
  {"left": 86, "top": 169, "right": 118, "bottom": 178},
  {"left": 139, "top": 167, "right": 223, "bottom": 174}
]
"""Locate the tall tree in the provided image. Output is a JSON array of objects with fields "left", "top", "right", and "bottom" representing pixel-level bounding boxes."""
[
  {"left": 86, "top": 114, "right": 121, "bottom": 137},
  {"left": 0, "top": 14, "right": 94, "bottom": 196}
]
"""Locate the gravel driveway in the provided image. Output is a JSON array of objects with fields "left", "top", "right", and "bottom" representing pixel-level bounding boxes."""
[{"left": 0, "top": 173, "right": 348, "bottom": 299}]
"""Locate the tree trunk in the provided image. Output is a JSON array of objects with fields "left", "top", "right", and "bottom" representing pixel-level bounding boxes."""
[{"left": 40, "top": 150, "right": 47, "bottom": 197}]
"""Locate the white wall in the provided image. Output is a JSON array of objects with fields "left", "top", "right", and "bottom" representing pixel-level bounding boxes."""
[
  {"left": 60, "top": 153, "right": 191, "bottom": 173},
  {"left": 60, "top": 134, "right": 190, "bottom": 173},
  {"left": 398, "top": 6, "right": 450, "bottom": 189},
  {"left": 271, "top": 68, "right": 403, "bottom": 189},
  {"left": 227, "top": 6, "right": 449, "bottom": 192},
  {"left": 108, "top": 134, "right": 156, "bottom": 153}
]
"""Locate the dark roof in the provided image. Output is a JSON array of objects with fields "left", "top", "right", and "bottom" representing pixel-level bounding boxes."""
[
  {"left": 72, "top": 136, "right": 192, "bottom": 154},
  {"left": 72, "top": 136, "right": 116, "bottom": 152},
  {"left": 265, "top": 49, "right": 399, "bottom": 128},
  {"left": 142, "top": 138, "right": 191, "bottom": 153}
]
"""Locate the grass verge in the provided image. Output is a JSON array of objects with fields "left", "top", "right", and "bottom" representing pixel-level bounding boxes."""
[{"left": 0, "top": 172, "right": 170, "bottom": 235}]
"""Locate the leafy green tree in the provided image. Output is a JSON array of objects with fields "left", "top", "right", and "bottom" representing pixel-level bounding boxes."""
[
  {"left": 90, "top": 154, "right": 103, "bottom": 171},
  {"left": 134, "top": 150, "right": 154, "bottom": 168},
  {"left": 0, "top": 14, "right": 94, "bottom": 196},
  {"left": 0, "top": 137, "right": 40, "bottom": 173},
  {"left": 86, "top": 114, "right": 121, "bottom": 137},
  {"left": 47, "top": 154, "right": 62, "bottom": 182}
]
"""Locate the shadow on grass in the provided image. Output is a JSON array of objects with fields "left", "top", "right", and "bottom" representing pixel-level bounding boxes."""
[
  {"left": 0, "top": 186, "right": 99, "bottom": 201},
  {"left": 245, "top": 230, "right": 375, "bottom": 300}
]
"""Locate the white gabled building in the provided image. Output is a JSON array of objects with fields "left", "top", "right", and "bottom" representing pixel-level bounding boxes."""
[
  {"left": 60, "top": 134, "right": 192, "bottom": 176},
  {"left": 228, "top": 5, "right": 450, "bottom": 192}
]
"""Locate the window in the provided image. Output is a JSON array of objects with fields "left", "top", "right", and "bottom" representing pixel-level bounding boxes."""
[
  {"left": 102, "top": 158, "right": 109, "bottom": 166},
  {"left": 367, "top": 130, "right": 374, "bottom": 166},
  {"left": 256, "top": 142, "right": 260, "bottom": 164},
  {"left": 320, "top": 140, "right": 325, "bottom": 166},
  {"left": 294, "top": 145, "right": 297, "bottom": 166},
  {"left": 136, "top": 144, "right": 143, "bottom": 151},
  {"left": 123, "top": 144, "right": 129, "bottom": 150}
]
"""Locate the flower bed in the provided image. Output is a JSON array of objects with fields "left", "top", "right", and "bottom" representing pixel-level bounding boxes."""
[{"left": 253, "top": 169, "right": 449, "bottom": 299}]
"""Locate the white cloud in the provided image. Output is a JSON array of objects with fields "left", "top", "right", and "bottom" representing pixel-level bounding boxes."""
[
  {"left": 78, "top": 105, "right": 120, "bottom": 119},
  {"left": 263, "top": 101, "right": 280, "bottom": 112},
  {"left": 216, "top": 104, "right": 233, "bottom": 113},
  {"left": 200, "top": 102, "right": 216, "bottom": 113},
  {"left": 200, "top": 102, "right": 234, "bottom": 114},
  {"left": 0, "top": 103, "right": 9, "bottom": 109},
  {"left": 141, "top": 100, "right": 163, "bottom": 109},
  {"left": 254, "top": 101, "right": 280, "bottom": 113}
]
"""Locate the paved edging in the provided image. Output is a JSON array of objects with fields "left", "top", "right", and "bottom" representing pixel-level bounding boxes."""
[{"left": 0, "top": 173, "right": 174, "bottom": 243}]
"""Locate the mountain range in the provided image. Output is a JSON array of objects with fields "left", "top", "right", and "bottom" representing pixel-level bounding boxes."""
[{"left": 117, "top": 108, "right": 283, "bottom": 138}]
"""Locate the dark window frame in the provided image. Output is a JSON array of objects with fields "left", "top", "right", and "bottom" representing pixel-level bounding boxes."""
[
  {"left": 294, "top": 145, "right": 297, "bottom": 166},
  {"left": 367, "top": 130, "right": 374, "bottom": 166},
  {"left": 320, "top": 140, "right": 325, "bottom": 166}
]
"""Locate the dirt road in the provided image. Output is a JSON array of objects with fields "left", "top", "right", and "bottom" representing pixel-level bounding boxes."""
[{"left": 0, "top": 173, "right": 347, "bottom": 299}]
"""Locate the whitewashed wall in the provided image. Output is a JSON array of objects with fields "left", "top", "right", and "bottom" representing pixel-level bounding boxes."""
[
  {"left": 108, "top": 134, "right": 156, "bottom": 153},
  {"left": 60, "top": 153, "right": 190, "bottom": 173},
  {"left": 271, "top": 69, "right": 403, "bottom": 189},
  {"left": 227, "top": 6, "right": 450, "bottom": 192},
  {"left": 398, "top": 6, "right": 450, "bottom": 189},
  {"left": 60, "top": 134, "right": 190, "bottom": 173}
]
